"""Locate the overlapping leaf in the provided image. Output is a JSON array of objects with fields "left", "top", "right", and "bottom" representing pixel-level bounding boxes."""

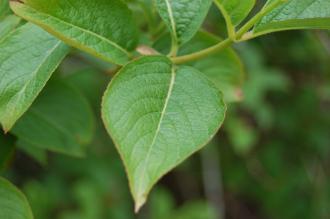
[
  {"left": 214, "top": 0, "right": 255, "bottom": 26},
  {"left": 12, "top": 80, "right": 95, "bottom": 157},
  {"left": 10, "top": 0, "right": 139, "bottom": 65},
  {"left": 254, "top": 0, "right": 330, "bottom": 35},
  {"left": 155, "top": 0, "right": 212, "bottom": 47},
  {"left": 0, "top": 23, "right": 69, "bottom": 132},
  {"left": 102, "top": 56, "right": 226, "bottom": 211},
  {"left": 0, "top": 177, "right": 34, "bottom": 219}
]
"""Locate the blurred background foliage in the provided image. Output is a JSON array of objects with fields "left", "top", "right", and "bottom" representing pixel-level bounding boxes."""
[{"left": 1, "top": 0, "right": 330, "bottom": 218}]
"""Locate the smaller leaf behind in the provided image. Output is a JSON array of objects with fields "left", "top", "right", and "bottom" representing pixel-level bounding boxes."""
[
  {"left": 0, "top": 177, "right": 34, "bottom": 219},
  {"left": 11, "top": 79, "right": 95, "bottom": 157}
]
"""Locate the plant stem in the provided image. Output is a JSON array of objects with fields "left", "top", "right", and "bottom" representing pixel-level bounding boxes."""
[
  {"left": 213, "top": 0, "right": 236, "bottom": 40},
  {"left": 171, "top": 0, "right": 287, "bottom": 64},
  {"left": 172, "top": 38, "right": 233, "bottom": 64}
]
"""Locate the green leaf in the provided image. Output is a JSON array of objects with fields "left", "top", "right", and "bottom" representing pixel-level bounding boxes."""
[
  {"left": 0, "top": 177, "right": 34, "bottom": 219},
  {"left": 0, "top": 0, "right": 10, "bottom": 18},
  {"left": 0, "top": 15, "right": 21, "bottom": 40},
  {"left": 10, "top": 0, "right": 139, "bottom": 65},
  {"left": 102, "top": 56, "right": 226, "bottom": 211},
  {"left": 12, "top": 79, "right": 95, "bottom": 157},
  {"left": 155, "top": 0, "right": 212, "bottom": 47},
  {"left": 153, "top": 31, "right": 245, "bottom": 102},
  {"left": 254, "top": 0, "right": 330, "bottom": 35},
  {"left": 0, "top": 23, "right": 69, "bottom": 132},
  {"left": 214, "top": 0, "right": 255, "bottom": 26}
]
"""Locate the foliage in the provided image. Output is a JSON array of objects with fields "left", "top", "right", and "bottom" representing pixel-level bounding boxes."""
[{"left": 0, "top": 0, "right": 329, "bottom": 217}]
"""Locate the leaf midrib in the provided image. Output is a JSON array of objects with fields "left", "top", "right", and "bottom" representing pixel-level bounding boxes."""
[
  {"left": 136, "top": 65, "right": 176, "bottom": 199},
  {"left": 164, "top": 0, "right": 178, "bottom": 43}
]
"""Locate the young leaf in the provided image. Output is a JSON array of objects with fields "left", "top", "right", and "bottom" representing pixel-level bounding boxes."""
[
  {"left": 254, "top": 0, "right": 330, "bottom": 36},
  {"left": 10, "top": 0, "right": 139, "bottom": 65},
  {"left": 12, "top": 80, "right": 95, "bottom": 157},
  {"left": 153, "top": 31, "right": 245, "bottom": 102},
  {"left": 155, "top": 0, "right": 212, "bottom": 50},
  {"left": 102, "top": 56, "right": 226, "bottom": 211},
  {"left": 214, "top": 0, "right": 255, "bottom": 26},
  {"left": 0, "top": 23, "right": 69, "bottom": 132},
  {"left": 0, "top": 177, "right": 34, "bottom": 219}
]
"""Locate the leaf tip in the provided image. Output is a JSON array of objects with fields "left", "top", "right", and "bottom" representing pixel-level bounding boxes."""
[{"left": 134, "top": 196, "right": 146, "bottom": 213}]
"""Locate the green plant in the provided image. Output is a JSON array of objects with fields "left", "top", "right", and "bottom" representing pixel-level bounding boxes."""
[{"left": 0, "top": 0, "right": 329, "bottom": 216}]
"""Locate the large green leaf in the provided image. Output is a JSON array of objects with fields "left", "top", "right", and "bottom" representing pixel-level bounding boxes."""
[
  {"left": 254, "top": 0, "right": 330, "bottom": 35},
  {"left": 10, "top": 0, "right": 139, "bottom": 65},
  {"left": 0, "top": 23, "right": 69, "bottom": 132},
  {"left": 102, "top": 56, "right": 226, "bottom": 211},
  {"left": 153, "top": 31, "right": 245, "bottom": 102},
  {"left": 12, "top": 79, "right": 95, "bottom": 157},
  {"left": 0, "top": 15, "right": 21, "bottom": 40},
  {"left": 0, "top": 177, "right": 34, "bottom": 219},
  {"left": 155, "top": 0, "right": 212, "bottom": 47},
  {"left": 214, "top": 0, "right": 255, "bottom": 26}
]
